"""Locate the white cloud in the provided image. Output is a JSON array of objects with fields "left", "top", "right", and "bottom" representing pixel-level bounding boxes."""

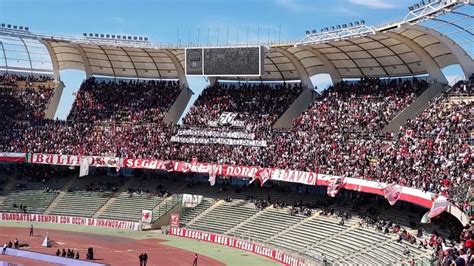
[
  {"left": 348, "top": 0, "right": 397, "bottom": 9},
  {"left": 275, "top": 0, "right": 318, "bottom": 13}
]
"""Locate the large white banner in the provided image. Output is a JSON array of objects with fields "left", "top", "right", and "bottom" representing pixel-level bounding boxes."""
[
  {"left": 0, "top": 213, "right": 140, "bottom": 230},
  {"left": 182, "top": 194, "right": 203, "bottom": 208},
  {"left": 29, "top": 154, "right": 121, "bottom": 168},
  {"left": 170, "top": 227, "right": 306, "bottom": 266}
]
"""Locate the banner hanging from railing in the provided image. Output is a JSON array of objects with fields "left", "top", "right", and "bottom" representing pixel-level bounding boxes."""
[
  {"left": 169, "top": 227, "right": 307, "bottom": 266},
  {"left": 15, "top": 152, "right": 465, "bottom": 223},
  {"left": 28, "top": 153, "right": 121, "bottom": 169},
  {"left": 0, "top": 212, "right": 140, "bottom": 230}
]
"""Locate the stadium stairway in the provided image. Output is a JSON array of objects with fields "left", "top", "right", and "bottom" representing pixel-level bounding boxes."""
[
  {"left": 44, "top": 191, "right": 66, "bottom": 214},
  {"left": 93, "top": 178, "right": 136, "bottom": 218},
  {"left": 179, "top": 198, "right": 215, "bottom": 226},
  {"left": 224, "top": 208, "right": 265, "bottom": 236},
  {"left": 266, "top": 212, "right": 316, "bottom": 244},
  {"left": 383, "top": 82, "right": 447, "bottom": 134},
  {"left": 93, "top": 197, "right": 117, "bottom": 218},
  {"left": 151, "top": 196, "right": 179, "bottom": 222},
  {"left": 229, "top": 207, "right": 305, "bottom": 243},
  {"left": 185, "top": 200, "right": 224, "bottom": 227}
]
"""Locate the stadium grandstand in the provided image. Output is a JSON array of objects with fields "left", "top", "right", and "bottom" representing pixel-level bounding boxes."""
[{"left": 0, "top": 0, "right": 473, "bottom": 265}]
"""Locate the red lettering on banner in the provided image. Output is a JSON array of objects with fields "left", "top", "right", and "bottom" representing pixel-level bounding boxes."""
[
  {"left": 45, "top": 154, "right": 54, "bottom": 164},
  {"left": 170, "top": 228, "right": 306, "bottom": 266},
  {"left": 34, "top": 154, "right": 44, "bottom": 163},
  {"left": 57, "top": 155, "right": 65, "bottom": 165}
]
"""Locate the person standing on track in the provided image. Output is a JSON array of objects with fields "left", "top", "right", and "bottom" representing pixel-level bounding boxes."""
[
  {"left": 193, "top": 253, "right": 198, "bottom": 266},
  {"left": 2, "top": 242, "right": 7, "bottom": 255},
  {"left": 29, "top": 225, "right": 34, "bottom": 237},
  {"left": 139, "top": 253, "right": 144, "bottom": 266},
  {"left": 143, "top": 252, "right": 148, "bottom": 266}
]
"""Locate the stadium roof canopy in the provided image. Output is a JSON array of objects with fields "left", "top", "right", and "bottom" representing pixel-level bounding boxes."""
[
  {"left": 38, "top": 24, "right": 472, "bottom": 86},
  {"left": 0, "top": 1, "right": 472, "bottom": 86},
  {"left": 0, "top": 35, "right": 53, "bottom": 75}
]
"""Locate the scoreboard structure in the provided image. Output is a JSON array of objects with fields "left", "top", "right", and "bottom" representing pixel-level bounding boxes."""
[{"left": 185, "top": 46, "right": 263, "bottom": 77}]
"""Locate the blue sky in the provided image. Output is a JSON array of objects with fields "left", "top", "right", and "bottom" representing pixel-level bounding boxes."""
[{"left": 0, "top": 0, "right": 464, "bottom": 119}]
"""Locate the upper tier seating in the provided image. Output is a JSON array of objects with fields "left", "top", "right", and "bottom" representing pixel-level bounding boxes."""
[
  {"left": 68, "top": 77, "right": 182, "bottom": 124},
  {"left": 182, "top": 83, "right": 304, "bottom": 131}
]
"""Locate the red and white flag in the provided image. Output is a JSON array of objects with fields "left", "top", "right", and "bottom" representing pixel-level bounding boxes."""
[
  {"left": 0, "top": 152, "right": 26, "bottom": 163},
  {"left": 250, "top": 168, "right": 271, "bottom": 187},
  {"left": 383, "top": 183, "right": 403, "bottom": 206},
  {"left": 141, "top": 210, "right": 153, "bottom": 223},
  {"left": 170, "top": 213, "right": 180, "bottom": 227},
  {"left": 427, "top": 196, "right": 449, "bottom": 219},
  {"left": 327, "top": 176, "right": 345, "bottom": 197}
]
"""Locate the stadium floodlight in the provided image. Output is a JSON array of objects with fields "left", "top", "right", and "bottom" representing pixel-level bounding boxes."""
[
  {"left": 355, "top": 21, "right": 360, "bottom": 26},
  {"left": 25, "top": 27, "right": 29, "bottom": 31},
  {"left": 106, "top": 34, "right": 110, "bottom": 38},
  {"left": 336, "top": 25, "right": 341, "bottom": 29},
  {"left": 7, "top": 24, "right": 11, "bottom": 28},
  {"left": 100, "top": 34, "right": 104, "bottom": 38},
  {"left": 305, "top": 30, "right": 310, "bottom": 35},
  {"left": 144, "top": 37, "right": 148, "bottom": 41},
  {"left": 311, "top": 30, "right": 317, "bottom": 34},
  {"left": 83, "top": 33, "right": 87, "bottom": 37},
  {"left": 349, "top": 23, "right": 353, "bottom": 27},
  {"left": 414, "top": 3, "right": 420, "bottom": 8},
  {"left": 112, "top": 35, "right": 115, "bottom": 38},
  {"left": 342, "top": 24, "right": 347, "bottom": 28}
]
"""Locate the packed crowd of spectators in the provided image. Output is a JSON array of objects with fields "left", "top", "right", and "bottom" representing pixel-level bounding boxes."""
[
  {"left": 182, "top": 83, "right": 303, "bottom": 132},
  {"left": 68, "top": 78, "right": 182, "bottom": 123},
  {"left": 0, "top": 85, "right": 54, "bottom": 120},
  {"left": 0, "top": 74, "right": 472, "bottom": 210},
  {"left": 0, "top": 73, "right": 53, "bottom": 85}
]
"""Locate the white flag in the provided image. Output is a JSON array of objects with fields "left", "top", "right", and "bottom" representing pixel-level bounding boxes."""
[
  {"left": 208, "top": 166, "right": 217, "bottom": 186},
  {"left": 79, "top": 157, "right": 90, "bottom": 177}
]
